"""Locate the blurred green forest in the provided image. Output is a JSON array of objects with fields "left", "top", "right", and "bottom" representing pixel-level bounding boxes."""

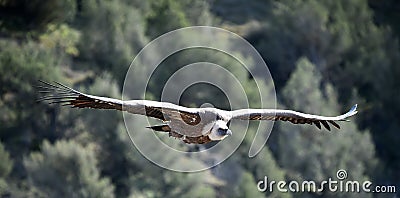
[{"left": 0, "top": 0, "right": 399, "bottom": 197}]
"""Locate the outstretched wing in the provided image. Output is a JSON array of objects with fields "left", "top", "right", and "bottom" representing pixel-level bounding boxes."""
[
  {"left": 230, "top": 105, "right": 358, "bottom": 130},
  {"left": 37, "top": 80, "right": 124, "bottom": 110},
  {"left": 37, "top": 81, "right": 201, "bottom": 124}
]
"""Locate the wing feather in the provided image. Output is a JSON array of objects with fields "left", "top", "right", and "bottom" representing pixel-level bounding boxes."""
[
  {"left": 37, "top": 81, "right": 201, "bottom": 123},
  {"left": 314, "top": 121, "right": 322, "bottom": 129},
  {"left": 230, "top": 105, "right": 358, "bottom": 130}
]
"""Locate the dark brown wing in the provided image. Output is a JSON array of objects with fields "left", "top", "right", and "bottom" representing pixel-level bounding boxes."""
[
  {"left": 230, "top": 105, "right": 358, "bottom": 131},
  {"left": 122, "top": 100, "right": 202, "bottom": 125},
  {"left": 37, "top": 81, "right": 201, "bottom": 124}
]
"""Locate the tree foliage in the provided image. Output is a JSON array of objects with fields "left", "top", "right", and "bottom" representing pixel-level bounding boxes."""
[
  {"left": 278, "top": 58, "right": 377, "bottom": 198},
  {"left": 24, "top": 140, "right": 115, "bottom": 197},
  {"left": 0, "top": 0, "right": 398, "bottom": 197},
  {"left": 0, "top": 141, "right": 13, "bottom": 196}
]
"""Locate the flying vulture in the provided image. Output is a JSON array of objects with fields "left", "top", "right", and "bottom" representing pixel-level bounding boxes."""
[{"left": 38, "top": 81, "right": 358, "bottom": 144}]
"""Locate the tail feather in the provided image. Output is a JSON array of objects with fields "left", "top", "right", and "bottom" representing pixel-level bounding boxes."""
[{"left": 146, "top": 125, "right": 171, "bottom": 132}]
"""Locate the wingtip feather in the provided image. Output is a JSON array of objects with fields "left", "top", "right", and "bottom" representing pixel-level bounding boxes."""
[
  {"left": 350, "top": 104, "right": 358, "bottom": 112},
  {"left": 343, "top": 104, "right": 358, "bottom": 118}
]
